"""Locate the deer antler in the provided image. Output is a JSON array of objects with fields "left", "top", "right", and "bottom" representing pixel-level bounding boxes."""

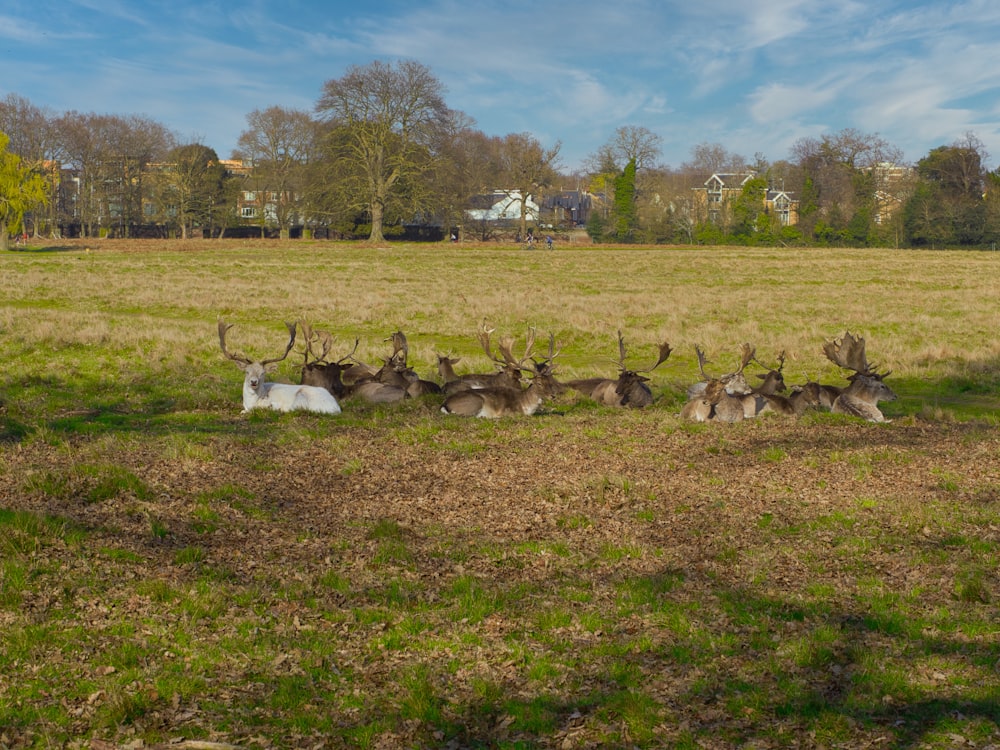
[
  {"left": 299, "top": 322, "right": 333, "bottom": 365},
  {"left": 752, "top": 349, "right": 785, "bottom": 374},
  {"left": 823, "top": 331, "right": 875, "bottom": 375},
  {"left": 531, "top": 332, "right": 560, "bottom": 374},
  {"left": 386, "top": 330, "right": 409, "bottom": 367},
  {"left": 641, "top": 340, "right": 672, "bottom": 373},
  {"left": 261, "top": 322, "right": 297, "bottom": 366},
  {"left": 218, "top": 320, "right": 295, "bottom": 366},
  {"left": 218, "top": 320, "right": 251, "bottom": 365},
  {"left": 336, "top": 338, "right": 360, "bottom": 365},
  {"left": 476, "top": 321, "right": 505, "bottom": 368},
  {"left": 695, "top": 345, "right": 712, "bottom": 381},
  {"left": 614, "top": 330, "right": 628, "bottom": 371},
  {"left": 498, "top": 327, "right": 537, "bottom": 369},
  {"left": 736, "top": 343, "right": 755, "bottom": 374}
]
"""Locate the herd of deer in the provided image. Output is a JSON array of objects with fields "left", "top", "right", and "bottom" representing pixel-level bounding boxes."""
[{"left": 218, "top": 320, "right": 898, "bottom": 423}]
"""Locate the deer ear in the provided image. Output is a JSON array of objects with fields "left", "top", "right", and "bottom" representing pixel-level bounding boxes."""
[
  {"left": 264, "top": 362, "right": 279, "bottom": 373},
  {"left": 757, "top": 374, "right": 766, "bottom": 381}
]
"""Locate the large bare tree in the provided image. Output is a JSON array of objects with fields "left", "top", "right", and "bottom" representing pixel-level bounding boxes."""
[
  {"left": 315, "top": 60, "right": 450, "bottom": 242},
  {"left": 235, "top": 106, "right": 318, "bottom": 239},
  {"left": 52, "top": 112, "right": 173, "bottom": 237},
  {"left": 494, "top": 132, "right": 561, "bottom": 240},
  {"left": 586, "top": 125, "right": 662, "bottom": 174}
]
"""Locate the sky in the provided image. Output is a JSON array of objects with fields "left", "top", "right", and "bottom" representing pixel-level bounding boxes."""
[{"left": 3, "top": 0, "right": 1000, "bottom": 173}]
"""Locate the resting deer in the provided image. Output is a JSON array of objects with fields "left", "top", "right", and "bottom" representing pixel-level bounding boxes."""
[
  {"left": 441, "top": 329, "right": 564, "bottom": 417},
  {"left": 219, "top": 320, "right": 342, "bottom": 415},
  {"left": 742, "top": 351, "right": 788, "bottom": 417},
  {"left": 755, "top": 380, "right": 824, "bottom": 417},
  {"left": 822, "top": 331, "right": 897, "bottom": 422},
  {"left": 378, "top": 331, "right": 441, "bottom": 398},
  {"left": 437, "top": 321, "right": 526, "bottom": 395},
  {"left": 299, "top": 322, "right": 358, "bottom": 399},
  {"left": 682, "top": 344, "right": 755, "bottom": 422},
  {"left": 567, "top": 331, "right": 672, "bottom": 408}
]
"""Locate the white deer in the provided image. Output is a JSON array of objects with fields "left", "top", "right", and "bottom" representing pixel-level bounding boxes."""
[{"left": 218, "top": 320, "right": 342, "bottom": 415}]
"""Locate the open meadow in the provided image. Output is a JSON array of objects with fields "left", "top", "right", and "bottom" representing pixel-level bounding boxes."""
[{"left": 1, "top": 238, "right": 999, "bottom": 749}]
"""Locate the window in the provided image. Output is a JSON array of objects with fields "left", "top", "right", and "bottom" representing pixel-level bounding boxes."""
[{"left": 241, "top": 207, "right": 257, "bottom": 219}]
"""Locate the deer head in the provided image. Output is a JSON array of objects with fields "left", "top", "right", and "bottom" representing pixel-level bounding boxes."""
[
  {"left": 610, "top": 331, "right": 671, "bottom": 406},
  {"left": 694, "top": 343, "right": 754, "bottom": 396},
  {"left": 299, "top": 324, "right": 359, "bottom": 398},
  {"left": 219, "top": 319, "right": 296, "bottom": 389},
  {"left": 752, "top": 350, "right": 787, "bottom": 395}
]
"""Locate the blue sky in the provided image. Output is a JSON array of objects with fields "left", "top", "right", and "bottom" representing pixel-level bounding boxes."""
[{"left": 3, "top": 0, "right": 1000, "bottom": 172}]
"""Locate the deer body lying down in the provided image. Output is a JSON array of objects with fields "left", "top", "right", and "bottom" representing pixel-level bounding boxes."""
[
  {"left": 220, "top": 320, "right": 342, "bottom": 415},
  {"left": 240, "top": 367, "right": 343, "bottom": 414},
  {"left": 823, "top": 331, "right": 897, "bottom": 422},
  {"left": 440, "top": 329, "right": 563, "bottom": 417},
  {"left": 567, "top": 331, "right": 671, "bottom": 409}
]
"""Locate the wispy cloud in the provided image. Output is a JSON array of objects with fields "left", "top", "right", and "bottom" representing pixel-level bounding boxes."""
[{"left": 2, "top": 0, "right": 1000, "bottom": 169}]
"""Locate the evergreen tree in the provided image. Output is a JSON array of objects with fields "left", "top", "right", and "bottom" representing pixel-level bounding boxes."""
[{"left": 612, "top": 159, "right": 637, "bottom": 241}]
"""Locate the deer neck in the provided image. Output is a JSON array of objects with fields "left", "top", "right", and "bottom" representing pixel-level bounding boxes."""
[{"left": 845, "top": 375, "right": 881, "bottom": 403}]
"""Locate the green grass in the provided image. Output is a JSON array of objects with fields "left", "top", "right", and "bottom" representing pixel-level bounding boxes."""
[{"left": 2, "top": 240, "right": 1000, "bottom": 748}]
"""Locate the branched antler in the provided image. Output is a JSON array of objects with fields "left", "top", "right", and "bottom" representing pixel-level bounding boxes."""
[
  {"left": 218, "top": 320, "right": 295, "bottom": 366},
  {"left": 823, "top": 331, "right": 888, "bottom": 376}
]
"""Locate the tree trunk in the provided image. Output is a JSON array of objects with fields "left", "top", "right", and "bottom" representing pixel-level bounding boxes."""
[
  {"left": 0, "top": 224, "right": 9, "bottom": 251},
  {"left": 368, "top": 199, "right": 386, "bottom": 243}
]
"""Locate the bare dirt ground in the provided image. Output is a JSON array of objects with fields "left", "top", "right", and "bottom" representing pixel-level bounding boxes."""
[{"left": 3, "top": 407, "right": 999, "bottom": 748}]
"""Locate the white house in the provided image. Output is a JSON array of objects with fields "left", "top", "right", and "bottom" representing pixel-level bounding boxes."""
[{"left": 465, "top": 190, "right": 540, "bottom": 223}]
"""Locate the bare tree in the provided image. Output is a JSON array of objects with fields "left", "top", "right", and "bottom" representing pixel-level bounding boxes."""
[
  {"left": 586, "top": 125, "right": 663, "bottom": 174},
  {"left": 316, "top": 60, "right": 450, "bottom": 243},
  {"left": 235, "top": 107, "right": 317, "bottom": 239},
  {"left": 495, "top": 132, "right": 561, "bottom": 240},
  {"left": 52, "top": 112, "right": 173, "bottom": 237},
  {"left": 681, "top": 142, "right": 747, "bottom": 176}
]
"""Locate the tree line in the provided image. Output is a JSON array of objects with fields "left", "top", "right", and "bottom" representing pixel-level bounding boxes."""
[{"left": 2, "top": 59, "right": 999, "bottom": 249}]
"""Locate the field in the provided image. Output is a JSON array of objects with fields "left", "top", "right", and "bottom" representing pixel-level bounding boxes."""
[{"left": 1, "top": 238, "right": 999, "bottom": 749}]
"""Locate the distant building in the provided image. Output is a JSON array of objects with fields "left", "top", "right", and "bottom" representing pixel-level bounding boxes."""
[
  {"left": 540, "top": 189, "right": 594, "bottom": 226},
  {"left": 692, "top": 172, "right": 799, "bottom": 227},
  {"left": 465, "top": 190, "right": 539, "bottom": 224}
]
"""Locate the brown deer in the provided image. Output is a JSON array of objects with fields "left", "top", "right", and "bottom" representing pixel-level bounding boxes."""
[
  {"left": 741, "top": 351, "right": 788, "bottom": 417},
  {"left": 298, "top": 321, "right": 358, "bottom": 400},
  {"left": 441, "top": 329, "right": 564, "bottom": 417},
  {"left": 378, "top": 330, "right": 441, "bottom": 398},
  {"left": 566, "top": 331, "right": 672, "bottom": 408},
  {"left": 436, "top": 321, "right": 526, "bottom": 395},
  {"left": 822, "top": 331, "right": 897, "bottom": 422},
  {"left": 754, "top": 380, "right": 824, "bottom": 417},
  {"left": 682, "top": 344, "right": 755, "bottom": 422}
]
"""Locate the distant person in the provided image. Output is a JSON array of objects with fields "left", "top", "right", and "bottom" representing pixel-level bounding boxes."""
[{"left": 545, "top": 235, "right": 553, "bottom": 249}]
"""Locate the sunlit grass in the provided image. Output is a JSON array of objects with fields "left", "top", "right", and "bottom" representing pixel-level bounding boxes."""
[{"left": 2, "top": 240, "right": 1000, "bottom": 748}]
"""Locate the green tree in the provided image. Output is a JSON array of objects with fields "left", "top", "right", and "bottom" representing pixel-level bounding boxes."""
[
  {"left": 612, "top": 158, "right": 638, "bottom": 241},
  {"left": 316, "top": 60, "right": 450, "bottom": 243},
  {"left": 907, "top": 137, "right": 987, "bottom": 246},
  {"left": 0, "top": 132, "right": 48, "bottom": 250},
  {"left": 730, "top": 174, "right": 768, "bottom": 242}
]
